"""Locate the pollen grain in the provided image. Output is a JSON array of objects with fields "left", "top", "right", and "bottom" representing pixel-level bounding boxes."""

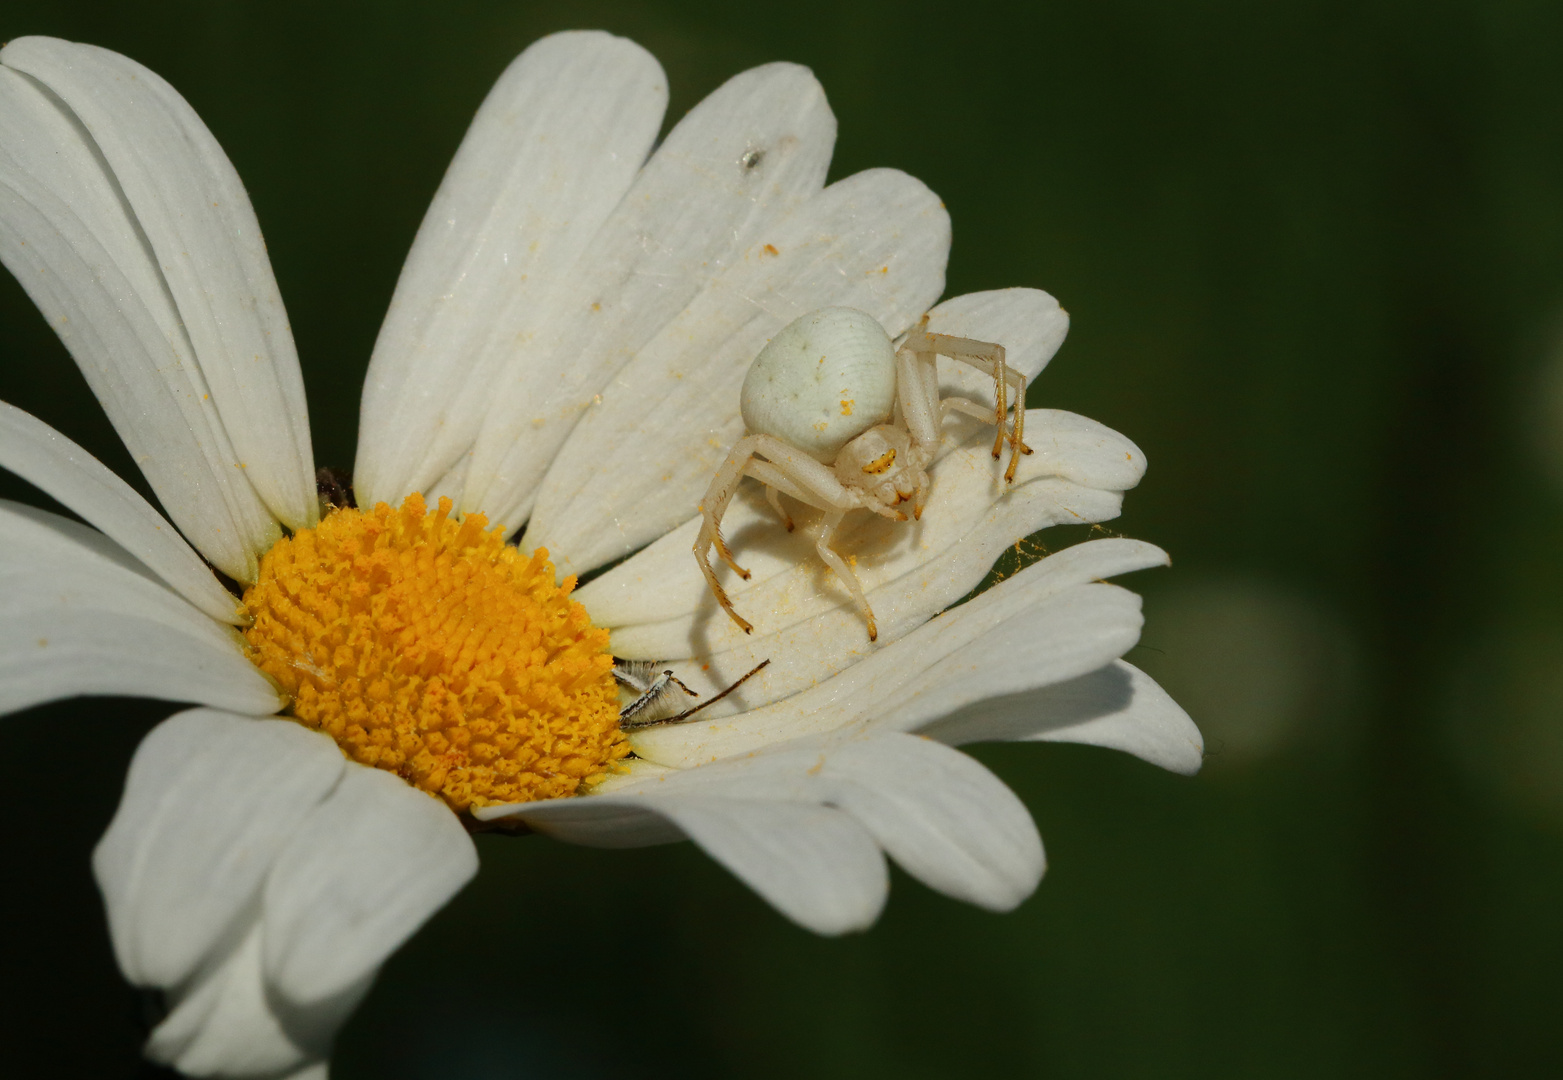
[{"left": 241, "top": 494, "right": 626, "bottom": 813}]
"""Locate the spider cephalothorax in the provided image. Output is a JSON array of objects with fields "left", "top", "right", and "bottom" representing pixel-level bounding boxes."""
[{"left": 694, "top": 306, "right": 1030, "bottom": 641}]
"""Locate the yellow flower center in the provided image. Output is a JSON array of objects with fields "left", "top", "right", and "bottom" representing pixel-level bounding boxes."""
[{"left": 240, "top": 493, "right": 627, "bottom": 813}]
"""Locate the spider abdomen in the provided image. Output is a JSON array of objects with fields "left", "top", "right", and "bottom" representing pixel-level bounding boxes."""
[{"left": 740, "top": 307, "right": 897, "bottom": 462}]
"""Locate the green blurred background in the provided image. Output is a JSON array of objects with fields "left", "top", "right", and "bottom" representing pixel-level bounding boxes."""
[{"left": 3, "top": 1, "right": 1561, "bottom": 1076}]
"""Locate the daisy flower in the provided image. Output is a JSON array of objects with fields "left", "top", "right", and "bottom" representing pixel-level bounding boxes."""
[{"left": 0, "top": 30, "right": 1202, "bottom": 1080}]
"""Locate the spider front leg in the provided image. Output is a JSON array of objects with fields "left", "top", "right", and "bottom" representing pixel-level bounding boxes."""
[
  {"left": 695, "top": 435, "right": 867, "bottom": 636},
  {"left": 909, "top": 330, "right": 1033, "bottom": 481},
  {"left": 940, "top": 396, "right": 1029, "bottom": 482}
]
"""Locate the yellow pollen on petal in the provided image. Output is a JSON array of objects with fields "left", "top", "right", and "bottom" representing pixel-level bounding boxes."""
[{"left": 240, "top": 493, "right": 627, "bottom": 813}]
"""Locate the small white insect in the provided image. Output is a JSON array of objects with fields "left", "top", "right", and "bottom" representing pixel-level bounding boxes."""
[
  {"left": 694, "top": 306, "right": 1030, "bottom": 642},
  {"left": 613, "top": 656, "right": 772, "bottom": 730},
  {"left": 613, "top": 658, "right": 697, "bottom": 726}
]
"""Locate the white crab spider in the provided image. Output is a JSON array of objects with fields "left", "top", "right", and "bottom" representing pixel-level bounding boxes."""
[{"left": 694, "top": 307, "right": 1031, "bottom": 642}]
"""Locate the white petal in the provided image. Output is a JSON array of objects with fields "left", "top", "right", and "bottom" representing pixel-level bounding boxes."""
[
  {"left": 488, "top": 794, "right": 686, "bottom": 847},
  {"left": 610, "top": 730, "right": 1042, "bottom": 910},
  {"left": 461, "top": 60, "right": 838, "bottom": 529},
  {"left": 820, "top": 733, "right": 1044, "bottom": 911},
  {"left": 921, "top": 660, "right": 1205, "bottom": 775},
  {"left": 873, "top": 583, "right": 1147, "bottom": 729},
  {"left": 0, "top": 63, "right": 278, "bottom": 581},
  {"left": 1024, "top": 409, "right": 1147, "bottom": 492},
  {"left": 146, "top": 921, "right": 349, "bottom": 1079},
  {"left": 508, "top": 729, "right": 1036, "bottom": 919},
  {"left": 423, "top": 453, "right": 470, "bottom": 508},
  {"left": 663, "top": 798, "right": 885, "bottom": 935},
  {"left": 523, "top": 166, "right": 951, "bottom": 575},
  {"left": 921, "top": 287, "right": 1071, "bottom": 398},
  {"left": 0, "top": 399, "right": 241, "bottom": 623},
  {"left": 262, "top": 765, "right": 477, "bottom": 1008},
  {"left": 355, "top": 31, "right": 668, "bottom": 506},
  {"left": 93, "top": 709, "right": 344, "bottom": 989},
  {"left": 585, "top": 462, "right": 1043, "bottom": 639},
  {"left": 2, "top": 38, "right": 315, "bottom": 531},
  {"left": 514, "top": 794, "right": 886, "bottom": 935},
  {"left": 590, "top": 439, "right": 1133, "bottom": 717},
  {"left": 0, "top": 500, "right": 281, "bottom": 717},
  {"left": 629, "top": 539, "right": 1166, "bottom": 766}
]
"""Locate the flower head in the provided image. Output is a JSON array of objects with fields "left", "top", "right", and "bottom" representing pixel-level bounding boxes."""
[{"left": 0, "top": 30, "right": 1201, "bottom": 1078}]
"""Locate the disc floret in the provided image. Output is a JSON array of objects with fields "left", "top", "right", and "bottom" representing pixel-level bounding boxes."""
[{"left": 241, "top": 493, "right": 627, "bottom": 812}]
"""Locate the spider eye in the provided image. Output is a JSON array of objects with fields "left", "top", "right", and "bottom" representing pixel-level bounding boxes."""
[{"left": 862, "top": 448, "right": 896, "bottom": 474}]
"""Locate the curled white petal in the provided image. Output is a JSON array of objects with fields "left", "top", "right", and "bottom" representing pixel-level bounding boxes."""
[
  {"left": 0, "top": 500, "right": 280, "bottom": 717},
  {"left": 658, "top": 798, "right": 886, "bottom": 935},
  {"left": 93, "top": 709, "right": 344, "bottom": 989},
  {"left": 355, "top": 31, "right": 668, "bottom": 506},
  {"left": 0, "top": 61, "right": 278, "bottom": 580},
  {"left": 2, "top": 37, "right": 315, "bottom": 532},
  {"left": 867, "top": 582, "right": 1148, "bottom": 732},
  {"left": 145, "top": 921, "right": 354, "bottom": 1079},
  {"left": 627, "top": 730, "right": 1043, "bottom": 910},
  {"left": 626, "top": 538, "right": 1165, "bottom": 765},
  {"left": 262, "top": 764, "right": 478, "bottom": 1008},
  {"left": 504, "top": 794, "right": 886, "bottom": 936},
  {"left": 502, "top": 795, "right": 685, "bottom": 848},
  {"left": 922, "top": 659, "right": 1205, "bottom": 775},
  {"left": 1024, "top": 410, "right": 1147, "bottom": 492},
  {"left": 819, "top": 732, "right": 1044, "bottom": 911},
  {"left": 0, "top": 399, "right": 242, "bottom": 623},
  {"left": 494, "top": 728, "right": 1040, "bottom": 919},
  {"left": 590, "top": 460, "right": 1127, "bottom": 715}
]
